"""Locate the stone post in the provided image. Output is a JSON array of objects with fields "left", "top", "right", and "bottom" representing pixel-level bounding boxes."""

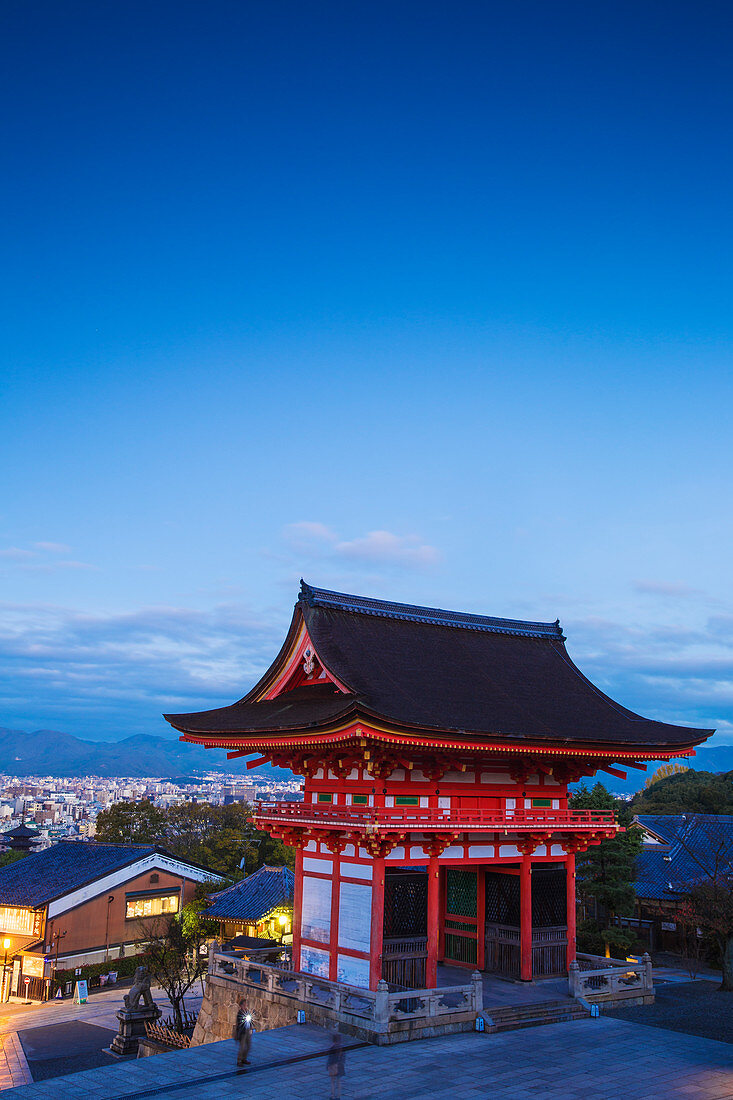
[
  {"left": 568, "top": 959, "right": 580, "bottom": 998},
  {"left": 208, "top": 938, "right": 218, "bottom": 977},
  {"left": 374, "top": 978, "right": 390, "bottom": 1036},
  {"left": 642, "top": 952, "right": 653, "bottom": 993},
  {"left": 470, "top": 970, "right": 483, "bottom": 1013}
]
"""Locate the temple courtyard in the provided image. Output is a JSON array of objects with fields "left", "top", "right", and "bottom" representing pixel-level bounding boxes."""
[{"left": 1, "top": 1012, "right": 732, "bottom": 1098}]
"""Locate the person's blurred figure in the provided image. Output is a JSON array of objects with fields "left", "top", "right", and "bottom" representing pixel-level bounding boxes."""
[
  {"left": 326, "top": 1031, "right": 345, "bottom": 1098},
  {"left": 234, "top": 998, "right": 252, "bottom": 1067}
]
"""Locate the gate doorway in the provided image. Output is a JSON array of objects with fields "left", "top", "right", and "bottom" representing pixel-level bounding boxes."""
[
  {"left": 382, "top": 868, "right": 427, "bottom": 988},
  {"left": 484, "top": 866, "right": 568, "bottom": 979},
  {"left": 443, "top": 868, "right": 479, "bottom": 967}
]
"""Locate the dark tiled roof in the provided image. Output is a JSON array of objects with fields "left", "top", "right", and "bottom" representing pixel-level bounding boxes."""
[
  {"left": 302, "top": 584, "right": 565, "bottom": 639},
  {"left": 0, "top": 841, "right": 170, "bottom": 907},
  {"left": 634, "top": 814, "right": 733, "bottom": 900},
  {"left": 204, "top": 865, "right": 294, "bottom": 922},
  {"left": 2, "top": 823, "right": 40, "bottom": 839},
  {"left": 633, "top": 814, "right": 686, "bottom": 845},
  {"left": 166, "top": 583, "right": 712, "bottom": 752}
]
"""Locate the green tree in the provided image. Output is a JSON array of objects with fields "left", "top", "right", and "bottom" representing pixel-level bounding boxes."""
[
  {"left": 630, "top": 770, "right": 733, "bottom": 816},
  {"left": 0, "top": 850, "right": 26, "bottom": 869},
  {"left": 94, "top": 800, "right": 167, "bottom": 844},
  {"left": 95, "top": 799, "right": 295, "bottom": 879},
  {"left": 162, "top": 802, "right": 295, "bottom": 879},
  {"left": 139, "top": 903, "right": 218, "bottom": 1031},
  {"left": 570, "top": 782, "right": 642, "bottom": 922}
]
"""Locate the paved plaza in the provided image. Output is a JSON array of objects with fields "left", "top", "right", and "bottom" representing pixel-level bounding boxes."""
[{"left": 3, "top": 1014, "right": 733, "bottom": 1099}]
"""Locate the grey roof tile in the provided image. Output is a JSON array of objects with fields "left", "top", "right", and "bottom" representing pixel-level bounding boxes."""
[{"left": 204, "top": 864, "right": 294, "bottom": 922}]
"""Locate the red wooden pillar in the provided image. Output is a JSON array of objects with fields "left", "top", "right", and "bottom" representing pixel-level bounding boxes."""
[
  {"left": 566, "top": 851, "right": 576, "bottom": 970},
  {"left": 520, "top": 854, "right": 533, "bottom": 981},
  {"left": 292, "top": 846, "right": 304, "bottom": 972},
  {"left": 476, "top": 867, "right": 486, "bottom": 971},
  {"left": 426, "top": 854, "right": 439, "bottom": 988},
  {"left": 328, "top": 848, "right": 341, "bottom": 982},
  {"left": 369, "top": 855, "right": 385, "bottom": 990},
  {"left": 437, "top": 865, "right": 445, "bottom": 962}
]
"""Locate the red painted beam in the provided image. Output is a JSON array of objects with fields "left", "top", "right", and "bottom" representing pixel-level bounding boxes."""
[{"left": 599, "top": 765, "right": 627, "bottom": 780}]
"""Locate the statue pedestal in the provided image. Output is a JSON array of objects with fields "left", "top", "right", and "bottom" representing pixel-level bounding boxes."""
[{"left": 110, "top": 1003, "right": 162, "bottom": 1057}]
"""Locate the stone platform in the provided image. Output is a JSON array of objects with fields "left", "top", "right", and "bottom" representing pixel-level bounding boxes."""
[{"left": 6, "top": 1016, "right": 733, "bottom": 1099}]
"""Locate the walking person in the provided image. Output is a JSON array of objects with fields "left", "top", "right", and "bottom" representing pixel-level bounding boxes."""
[
  {"left": 326, "top": 1032, "right": 345, "bottom": 1099},
  {"left": 234, "top": 998, "right": 253, "bottom": 1067}
]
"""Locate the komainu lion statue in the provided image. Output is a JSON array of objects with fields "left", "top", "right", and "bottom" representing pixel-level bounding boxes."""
[{"left": 123, "top": 965, "right": 155, "bottom": 1010}]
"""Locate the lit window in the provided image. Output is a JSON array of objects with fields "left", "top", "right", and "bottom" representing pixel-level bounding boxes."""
[{"left": 125, "top": 894, "right": 180, "bottom": 920}]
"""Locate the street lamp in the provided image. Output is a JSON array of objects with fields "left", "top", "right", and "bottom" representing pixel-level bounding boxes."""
[
  {"left": 2, "top": 937, "right": 11, "bottom": 1003},
  {"left": 278, "top": 914, "right": 287, "bottom": 943}
]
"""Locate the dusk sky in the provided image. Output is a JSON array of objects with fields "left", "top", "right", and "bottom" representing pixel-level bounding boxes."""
[{"left": 2, "top": 2, "right": 732, "bottom": 749}]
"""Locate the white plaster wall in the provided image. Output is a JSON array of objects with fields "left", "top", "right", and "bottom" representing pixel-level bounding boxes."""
[
  {"left": 301, "top": 945, "right": 329, "bottom": 977},
  {"left": 303, "top": 856, "right": 333, "bottom": 874},
  {"left": 337, "top": 955, "right": 369, "bottom": 988},
  {"left": 341, "top": 862, "right": 372, "bottom": 880},
  {"left": 301, "top": 876, "right": 332, "bottom": 943},
  {"left": 338, "top": 882, "right": 372, "bottom": 952}
]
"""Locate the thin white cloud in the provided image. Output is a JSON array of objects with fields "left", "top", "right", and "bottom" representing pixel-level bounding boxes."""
[
  {"left": 335, "top": 530, "right": 441, "bottom": 568},
  {"left": 634, "top": 580, "right": 699, "bottom": 597},
  {"left": 0, "top": 547, "right": 37, "bottom": 561},
  {"left": 281, "top": 522, "right": 441, "bottom": 571},
  {"left": 0, "top": 600, "right": 281, "bottom": 739},
  {"left": 282, "top": 522, "right": 337, "bottom": 552},
  {"left": 34, "top": 542, "right": 72, "bottom": 554},
  {"left": 19, "top": 560, "right": 100, "bottom": 573}
]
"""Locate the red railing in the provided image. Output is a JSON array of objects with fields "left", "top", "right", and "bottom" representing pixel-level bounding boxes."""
[{"left": 254, "top": 801, "right": 616, "bottom": 832}]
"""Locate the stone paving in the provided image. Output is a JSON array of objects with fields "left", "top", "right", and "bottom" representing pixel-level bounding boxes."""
[
  {"left": 6, "top": 1015, "right": 733, "bottom": 1099},
  {"left": 0, "top": 985, "right": 203, "bottom": 1092},
  {"left": 0, "top": 1034, "right": 31, "bottom": 1091}
]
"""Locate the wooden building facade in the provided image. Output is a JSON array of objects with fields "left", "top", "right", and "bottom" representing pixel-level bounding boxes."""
[{"left": 166, "top": 583, "right": 711, "bottom": 991}]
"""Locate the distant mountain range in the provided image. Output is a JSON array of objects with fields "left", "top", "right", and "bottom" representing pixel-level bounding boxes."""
[
  {"left": 1, "top": 725, "right": 730, "bottom": 789},
  {"left": 0, "top": 727, "right": 291, "bottom": 779},
  {"left": 588, "top": 745, "right": 733, "bottom": 796}
]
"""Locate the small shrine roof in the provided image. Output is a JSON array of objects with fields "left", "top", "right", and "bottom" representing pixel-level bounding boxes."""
[
  {"left": 204, "top": 864, "right": 295, "bottom": 922},
  {"left": 165, "top": 582, "right": 713, "bottom": 752}
]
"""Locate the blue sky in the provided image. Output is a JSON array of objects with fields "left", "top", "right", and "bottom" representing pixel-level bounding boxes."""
[{"left": 1, "top": 1, "right": 732, "bottom": 748}]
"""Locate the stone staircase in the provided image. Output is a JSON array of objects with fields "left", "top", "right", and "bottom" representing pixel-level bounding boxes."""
[{"left": 483, "top": 998, "right": 588, "bottom": 1033}]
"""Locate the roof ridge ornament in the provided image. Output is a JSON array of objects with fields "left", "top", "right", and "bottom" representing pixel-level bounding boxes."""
[{"left": 299, "top": 580, "right": 564, "bottom": 640}]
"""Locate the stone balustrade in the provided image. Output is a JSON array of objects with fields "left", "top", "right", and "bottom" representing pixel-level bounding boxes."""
[
  {"left": 569, "top": 952, "right": 654, "bottom": 1006},
  {"left": 198, "top": 945, "right": 483, "bottom": 1044}
]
